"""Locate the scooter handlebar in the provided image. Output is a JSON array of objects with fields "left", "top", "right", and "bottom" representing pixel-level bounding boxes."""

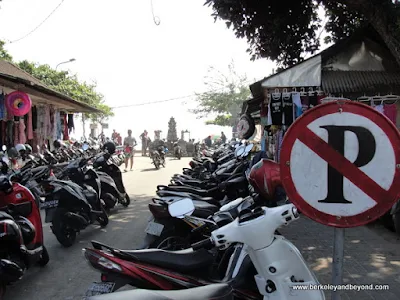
[{"left": 191, "top": 238, "right": 214, "bottom": 251}]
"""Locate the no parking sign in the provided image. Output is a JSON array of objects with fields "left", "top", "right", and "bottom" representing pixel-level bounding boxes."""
[{"left": 279, "top": 100, "right": 400, "bottom": 299}]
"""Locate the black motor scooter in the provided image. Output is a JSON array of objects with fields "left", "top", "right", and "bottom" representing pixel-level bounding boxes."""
[
  {"left": 92, "top": 152, "right": 130, "bottom": 208},
  {"left": 41, "top": 159, "right": 109, "bottom": 247}
]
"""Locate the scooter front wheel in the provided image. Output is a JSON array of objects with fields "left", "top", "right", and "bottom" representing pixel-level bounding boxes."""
[{"left": 52, "top": 208, "right": 77, "bottom": 247}]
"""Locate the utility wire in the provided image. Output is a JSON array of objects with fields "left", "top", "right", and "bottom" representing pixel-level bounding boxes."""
[
  {"left": 8, "top": 0, "right": 65, "bottom": 44},
  {"left": 111, "top": 94, "right": 195, "bottom": 109},
  {"left": 150, "top": 0, "right": 160, "bottom": 26}
]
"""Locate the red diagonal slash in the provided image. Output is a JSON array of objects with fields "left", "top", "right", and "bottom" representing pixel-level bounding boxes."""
[{"left": 298, "top": 127, "right": 394, "bottom": 202}]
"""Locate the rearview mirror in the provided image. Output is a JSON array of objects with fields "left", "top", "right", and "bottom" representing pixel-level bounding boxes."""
[
  {"left": 242, "top": 144, "right": 254, "bottom": 157},
  {"left": 1, "top": 145, "right": 6, "bottom": 151},
  {"left": 2, "top": 156, "right": 9, "bottom": 164},
  {"left": 82, "top": 143, "right": 89, "bottom": 151},
  {"left": 168, "top": 198, "right": 195, "bottom": 218},
  {"left": 235, "top": 145, "right": 245, "bottom": 158}
]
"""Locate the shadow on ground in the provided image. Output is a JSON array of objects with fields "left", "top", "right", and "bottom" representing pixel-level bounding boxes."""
[{"left": 280, "top": 217, "right": 400, "bottom": 300}]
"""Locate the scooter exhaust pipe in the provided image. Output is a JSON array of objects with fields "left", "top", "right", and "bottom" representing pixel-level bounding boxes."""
[{"left": 65, "top": 212, "right": 89, "bottom": 229}]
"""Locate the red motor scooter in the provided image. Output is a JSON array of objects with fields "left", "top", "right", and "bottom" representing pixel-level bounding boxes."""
[{"left": 0, "top": 159, "right": 49, "bottom": 298}]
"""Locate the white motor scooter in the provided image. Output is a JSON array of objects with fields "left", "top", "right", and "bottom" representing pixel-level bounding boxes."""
[{"left": 89, "top": 199, "right": 325, "bottom": 300}]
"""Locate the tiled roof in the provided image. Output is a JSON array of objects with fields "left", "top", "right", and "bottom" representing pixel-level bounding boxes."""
[{"left": 322, "top": 70, "right": 400, "bottom": 95}]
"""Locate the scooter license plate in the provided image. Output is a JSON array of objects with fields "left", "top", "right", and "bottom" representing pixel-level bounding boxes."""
[
  {"left": 41, "top": 200, "right": 59, "bottom": 210},
  {"left": 144, "top": 221, "right": 164, "bottom": 236},
  {"left": 45, "top": 208, "right": 57, "bottom": 223},
  {"left": 85, "top": 282, "right": 115, "bottom": 297}
]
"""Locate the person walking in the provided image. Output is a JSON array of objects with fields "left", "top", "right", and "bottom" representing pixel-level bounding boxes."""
[
  {"left": 204, "top": 135, "right": 212, "bottom": 147},
  {"left": 139, "top": 130, "right": 148, "bottom": 156},
  {"left": 123, "top": 129, "right": 137, "bottom": 172},
  {"left": 221, "top": 131, "right": 227, "bottom": 144}
]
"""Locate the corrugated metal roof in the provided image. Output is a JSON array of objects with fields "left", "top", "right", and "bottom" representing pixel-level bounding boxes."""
[
  {"left": 0, "top": 60, "right": 45, "bottom": 87},
  {"left": 322, "top": 71, "right": 400, "bottom": 94}
]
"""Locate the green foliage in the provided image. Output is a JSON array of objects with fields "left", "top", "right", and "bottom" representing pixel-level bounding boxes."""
[
  {"left": 192, "top": 62, "right": 251, "bottom": 126},
  {"left": 0, "top": 41, "right": 13, "bottom": 62},
  {"left": 167, "top": 117, "right": 178, "bottom": 142},
  {"left": 17, "top": 60, "right": 113, "bottom": 122},
  {"left": 0, "top": 41, "right": 112, "bottom": 121},
  {"left": 205, "top": 0, "right": 400, "bottom": 67}
]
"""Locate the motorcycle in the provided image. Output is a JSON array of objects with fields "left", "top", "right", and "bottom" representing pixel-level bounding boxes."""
[
  {"left": 150, "top": 146, "right": 166, "bottom": 170},
  {"left": 83, "top": 198, "right": 324, "bottom": 300},
  {"left": 173, "top": 143, "right": 182, "bottom": 160},
  {"left": 41, "top": 158, "right": 109, "bottom": 247},
  {"left": 0, "top": 159, "right": 49, "bottom": 297}
]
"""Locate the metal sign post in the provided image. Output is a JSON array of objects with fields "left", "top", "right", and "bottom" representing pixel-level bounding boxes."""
[
  {"left": 280, "top": 101, "right": 400, "bottom": 300},
  {"left": 332, "top": 228, "right": 345, "bottom": 300}
]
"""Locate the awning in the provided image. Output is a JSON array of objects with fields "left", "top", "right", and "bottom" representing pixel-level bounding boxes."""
[
  {"left": 262, "top": 55, "right": 322, "bottom": 88},
  {"left": 0, "top": 60, "right": 101, "bottom": 113}
]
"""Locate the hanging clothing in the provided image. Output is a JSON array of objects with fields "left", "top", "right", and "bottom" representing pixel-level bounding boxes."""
[
  {"left": 13, "top": 121, "right": 19, "bottom": 146},
  {"left": 56, "top": 111, "right": 62, "bottom": 140},
  {"left": 270, "top": 93, "right": 283, "bottom": 125},
  {"left": 282, "top": 93, "right": 294, "bottom": 126},
  {"left": 63, "top": 114, "right": 69, "bottom": 140},
  {"left": 0, "top": 93, "right": 6, "bottom": 121},
  {"left": 1, "top": 121, "right": 5, "bottom": 146},
  {"left": 68, "top": 114, "right": 75, "bottom": 133},
  {"left": 383, "top": 104, "right": 397, "bottom": 124},
  {"left": 32, "top": 106, "right": 38, "bottom": 131},
  {"left": 44, "top": 106, "right": 51, "bottom": 139},
  {"left": 6, "top": 121, "right": 13, "bottom": 146},
  {"left": 301, "top": 95, "right": 310, "bottom": 112},
  {"left": 49, "top": 105, "right": 55, "bottom": 137},
  {"left": 309, "top": 92, "right": 318, "bottom": 108},
  {"left": 292, "top": 92, "right": 303, "bottom": 118},
  {"left": 19, "top": 118, "right": 27, "bottom": 144},
  {"left": 373, "top": 104, "right": 384, "bottom": 114},
  {"left": 260, "top": 98, "right": 269, "bottom": 125},
  {"left": 27, "top": 109, "right": 34, "bottom": 140}
]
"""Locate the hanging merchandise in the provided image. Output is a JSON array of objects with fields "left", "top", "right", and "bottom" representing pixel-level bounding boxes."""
[
  {"left": 6, "top": 120, "right": 13, "bottom": 146},
  {"left": 270, "top": 93, "right": 283, "bottom": 125},
  {"left": 50, "top": 105, "right": 55, "bottom": 137},
  {"left": 13, "top": 121, "right": 19, "bottom": 146},
  {"left": 383, "top": 104, "right": 397, "bottom": 124},
  {"left": 0, "top": 92, "right": 7, "bottom": 121},
  {"left": 63, "top": 114, "right": 69, "bottom": 140},
  {"left": 44, "top": 106, "right": 51, "bottom": 139},
  {"left": 309, "top": 92, "right": 318, "bottom": 108},
  {"left": 56, "top": 112, "right": 62, "bottom": 140},
  {"left": 282, "top": 93, "right": 294, "bottom": 126},
  {"left": 237, "top": 114, "right": 255, "bottom": 140},
  {"left": 260, "top": 98, "right": 269, "bottom": 125},
  {"left": 32, "top": 106, "right": 37, "bottom": 131},
  {"left": 19, "top": 118, "right": 27, "bottom": 144},
  {"left": 27, "top": 109, "right": 34, "bottom": 140},
  {"left": 292, "top": 92, "right": 303, "bottom": 118},
  {"left": 68, "top": 114, "right": 75, "bottom": 133},
  {"left": 5, "top": 91, "right": 32, "bottom": 117},
  {"left": 301, "top": 94, "right": 310, "bottom": 112}
]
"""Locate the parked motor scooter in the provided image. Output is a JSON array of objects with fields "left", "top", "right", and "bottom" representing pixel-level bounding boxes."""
[
  {"left": 91, "top": 143, "right": 130, "bottom": 208},
  {"left": 41, "top": 159, "right": 109, "bottom": 247},
  {"left": 0, "top": 157, "right": 49, "bottom": 297}
]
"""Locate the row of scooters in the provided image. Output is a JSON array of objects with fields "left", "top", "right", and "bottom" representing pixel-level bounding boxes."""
[
  {"left": 0, "top": 141, "right": 130, "bottom": 298},
  {"left": 81, "top": 142, "right": 326, "bottom": 300}
]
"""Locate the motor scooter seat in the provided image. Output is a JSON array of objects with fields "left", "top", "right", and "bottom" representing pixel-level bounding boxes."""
[
  {"left": 156, "top": 190, "right": 216, "bottom": 204},
  {"left": 88, "top": 283, "right": 232, "bottom": 300},
  {"left": 117, "top": 248, "right": 215, "bottom": 273},
  {"left": 192, "top": 200, "right": 219, "bottom": 218},
  {"left": 161, "top": 186, "right": 209, "bottom": 196}
]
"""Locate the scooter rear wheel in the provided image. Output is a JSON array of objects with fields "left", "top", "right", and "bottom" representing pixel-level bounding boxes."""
[
  {"left": 121, "top": 194, "right": 131, "bottom": 207},
  {"left": 52, "top": 208, "right": 77, "bottom": 247},
  {"left": 37, "top": 245, "right": 50, "bottom": 266},
  {"left": 97, "top": 207, "right": 109, "bottom": 227}
]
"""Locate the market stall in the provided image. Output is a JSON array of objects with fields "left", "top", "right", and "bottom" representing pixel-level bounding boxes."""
[
  {"left": 0, "top": 59, "right": 100, "bottom": 151},
  {"left": 240, "top": 25, "right": 400, "bottom": 162}
]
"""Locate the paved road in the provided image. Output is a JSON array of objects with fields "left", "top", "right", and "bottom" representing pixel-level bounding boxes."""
[{"left": 6, "top": 156, "right": 191, "bottom": 300}]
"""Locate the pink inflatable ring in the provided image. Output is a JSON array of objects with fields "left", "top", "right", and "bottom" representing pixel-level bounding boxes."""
[{"left": 6, "top": 91, "right": 32, "bottom": 116}]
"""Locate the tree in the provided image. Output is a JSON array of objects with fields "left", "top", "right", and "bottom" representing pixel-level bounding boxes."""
[
  {"left": 167, "top": 117, "right": 178, "bottom": 142},
  {"left": 17, "top": 60, "right": 113, "bottom": 123},
  {"left": 192, "top": 62, "right": 251, "bottom": 126},
  {"left": 0, "top": 41, "right": 12, "bottom": 62},
  {"left": 205, "top": 1, "right": 400, "bottom": 68}
]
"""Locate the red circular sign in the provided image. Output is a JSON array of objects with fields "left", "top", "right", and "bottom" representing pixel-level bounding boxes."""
[{"left": 280, "top": 100, "right": 400, "bottom": 228}]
